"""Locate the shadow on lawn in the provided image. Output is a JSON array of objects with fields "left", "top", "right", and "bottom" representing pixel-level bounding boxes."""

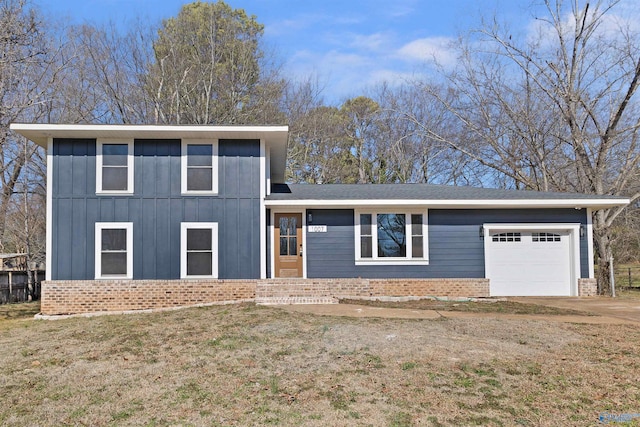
[{"left": 0, "top": 301, "right": 41, "bottom": 321}]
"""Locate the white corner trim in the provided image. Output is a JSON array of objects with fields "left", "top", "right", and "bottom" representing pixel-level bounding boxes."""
[
  {"left": 96, "top": 139, "right": 134, "bottom": 195},
  {"left": 269, "top": 210, "right": 274, "bottom": 279},
  {"left": 95, "top": 222, "right": 133, "bottom": 280},
  {"left": 265, "top": 146, "right": 271, "bottom": 196},
  {"left": 259, "top": 140, "right": 267, "bottom": 279},
  {"left": 302, "top": 209, "right": 307, "bottom": 279},
  {"left": 46, "top": 138, "right": 53, "bottom": 281},
  {"left": 181, "top": 139, "right": 219, "bottom": 195}
]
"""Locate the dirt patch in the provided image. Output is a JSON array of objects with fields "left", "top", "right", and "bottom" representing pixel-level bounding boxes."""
[
  {"left": 340, "top": 298, "right": 596, "bottom": 316},
  {"left": 1, "top": 303, "right": 639, "bottom": 426}
]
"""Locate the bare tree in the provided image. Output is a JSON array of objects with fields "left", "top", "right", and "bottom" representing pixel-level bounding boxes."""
[
  {"left": 372, "top": 82, "right": 488, "bottom": 185},
  {"left": 0, "top": 0, "right": 64, "bottom": 251},
  {"left": 411, "top": 0, "right": 640, "bottom": 292},
  {"left": 52, "top": 21, "right": 155, "bottom": 124}
]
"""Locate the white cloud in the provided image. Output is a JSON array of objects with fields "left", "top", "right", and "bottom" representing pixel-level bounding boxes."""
[
  {"left": 397, "top": 37, "right": 456, "bottom": 66},
  {"left": 349, "top": 32, "right": 394, "bottom": 52},
  {"left": 525, "top": 0, "right": 640, "bottom": 47}
]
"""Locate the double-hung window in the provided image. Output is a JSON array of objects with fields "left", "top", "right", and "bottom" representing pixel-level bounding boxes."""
[
  {"left": 181, "top": 140, "right": 218, "bottom": 194},
  {"left": 96, "top": 139, "right": 134, "bottom": 194},
  {"left": 181, "top": 223, "right": 218, "bottom": 278},
  {"left": 355, "top": 210, "right": 428, "bottom": 265},
  {"left": 95, "top": 223, "right": 133, "bottom": 279}
]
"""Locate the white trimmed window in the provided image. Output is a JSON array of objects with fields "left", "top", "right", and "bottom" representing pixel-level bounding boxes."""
[
  {"left": 181, "top": 140, "right": 218, "bottom": 194},
  {"left": 96, "top": 139, "right": 134, "bottom": 194},
  {"left": 355, "top": 210, "right": 428, "bottom": 265},
  {"left": 181, "top": 223, "right": 218, "bottom": 278},
  {"left": 95, "top": 222, "right": 133, "bottom": 279}
]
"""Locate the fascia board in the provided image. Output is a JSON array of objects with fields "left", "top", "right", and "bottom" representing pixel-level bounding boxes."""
[
  {"left": 9, "top": 123, "right": 288, "bottom": 148},
  {"left": 264, "top": 198, "right": 630, "bottom": 209}
]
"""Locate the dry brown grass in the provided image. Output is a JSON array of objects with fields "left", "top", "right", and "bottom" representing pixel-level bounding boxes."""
[{"left": 1, "top": 302, "right": 639, "bottom": 426}]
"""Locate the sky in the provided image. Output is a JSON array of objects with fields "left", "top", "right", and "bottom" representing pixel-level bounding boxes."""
[{"left": 37, "top": 0, "right": 639, "bottom": 104}]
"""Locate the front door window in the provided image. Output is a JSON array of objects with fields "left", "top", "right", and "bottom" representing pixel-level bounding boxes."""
[{"left": 275, "top": 213, "right": 303, "bottom": 277}]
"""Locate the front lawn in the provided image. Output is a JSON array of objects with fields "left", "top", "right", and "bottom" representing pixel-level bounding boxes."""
[{"left": 0, "top": 302, "right": 638, "bottom": 426}]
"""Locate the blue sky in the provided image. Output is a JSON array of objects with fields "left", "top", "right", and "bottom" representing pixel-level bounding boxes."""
[{"left": 38, "top": 0, "right": 639, "bottom": 104}]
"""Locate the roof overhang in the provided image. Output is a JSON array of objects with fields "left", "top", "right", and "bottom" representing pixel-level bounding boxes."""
[
  {"left": 265, "top": 198, "right": 630, "bottom": 210},
  {"left": 10, "top": 123, "right": 289, "bottom": 182}
]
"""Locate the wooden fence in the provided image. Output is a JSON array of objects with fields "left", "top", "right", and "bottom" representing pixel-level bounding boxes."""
[
  {"left": 0, "top": 271, "right": 44, "bottom": 304},
  {"left": 616, "top": 266, "right": 640, "bottom": 289}
]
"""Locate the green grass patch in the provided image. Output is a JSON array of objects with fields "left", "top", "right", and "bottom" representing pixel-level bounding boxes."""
[{"left": 0, "top": 301, "right": 40, "bottom": 322}]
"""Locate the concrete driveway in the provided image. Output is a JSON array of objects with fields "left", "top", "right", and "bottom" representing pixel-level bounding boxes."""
[
  {"left": 278, "top": 295, "right": 640, "bottom": 325},
  {"left": 508, "top": 296, "right": 640, "bottom": 324}
]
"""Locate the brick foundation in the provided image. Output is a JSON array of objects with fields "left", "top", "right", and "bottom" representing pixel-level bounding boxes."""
[
  {"left": 40, "top": 279, "right": 256, "bottom": 315},
  {"left": 578, "top": 278, "right": 598, "bottom": 296},
  {"left": 256, "top": 278, "right": 490, "bottom": 304},
  {"left": 40, "top": 278, "right": 491, "bottom": 315}
]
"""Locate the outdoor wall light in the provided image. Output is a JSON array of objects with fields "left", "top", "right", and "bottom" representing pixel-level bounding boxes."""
[
  {"left": 479, "top": 225, "right": 484, "bottom": 239},
  {"left": 580, "top": 224, "right": 585, "bottom": 239},
  {"left": 308, "top": 213, "right": 313, "bottom": 223}
]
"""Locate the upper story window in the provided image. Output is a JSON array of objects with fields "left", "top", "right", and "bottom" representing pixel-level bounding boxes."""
[
  {"left": 355, "top": 210, "right": 428, "bottom": 265},
  {"left": 181, "top": 140, "right": 218, "bottom": 194},
  {"left": 96, "top": 139, "right": 134, "bottom": 194}
]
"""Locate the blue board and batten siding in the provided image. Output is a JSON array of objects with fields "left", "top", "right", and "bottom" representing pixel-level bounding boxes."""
[
  {"left": 51, "top": 138, "right": 261, "bottom": 280},
  {"left": 305, "top": 208, "right": 589, "bottom": 279}
]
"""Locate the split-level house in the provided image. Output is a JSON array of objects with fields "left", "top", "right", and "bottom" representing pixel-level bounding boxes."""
[{"left": 10, "top": 124, "right": 629, "bottom": 315}]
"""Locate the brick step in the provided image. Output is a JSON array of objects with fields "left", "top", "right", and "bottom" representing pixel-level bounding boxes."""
[{"left": 256, "top": 296, "right": 338, "bottom": 305}]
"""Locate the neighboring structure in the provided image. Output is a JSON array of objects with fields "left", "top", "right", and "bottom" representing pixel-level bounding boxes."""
[
  {"left": 0, "top": 253, "right": 45, "bottom": 303},
  {"left": 11, "top": 124, "right": 629, "bottom": 314}
]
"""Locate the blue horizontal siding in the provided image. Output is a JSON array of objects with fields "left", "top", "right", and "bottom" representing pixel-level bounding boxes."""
[{"left": 305, "top": 208, "right": 589, "bottom": 279}]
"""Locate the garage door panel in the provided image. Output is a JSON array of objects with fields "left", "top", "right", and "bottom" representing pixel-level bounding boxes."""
[{"left": 487, "top": 230, "right": 572, "bottom": 296}]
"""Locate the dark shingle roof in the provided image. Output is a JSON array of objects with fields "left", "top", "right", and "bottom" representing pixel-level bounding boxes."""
[{"left": 267, "top": 183, "right": 626, "bottom": 202}]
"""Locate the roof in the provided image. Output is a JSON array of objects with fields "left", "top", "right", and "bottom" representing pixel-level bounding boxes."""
[
  {"left": 266, "top": 183, "right": 629, "bottom": 209},
  {"left": 10, "top": 123, "right": 289, "bottom": 183}
]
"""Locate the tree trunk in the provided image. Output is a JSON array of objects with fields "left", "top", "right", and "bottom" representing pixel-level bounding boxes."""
[{"left": 593, "top": 210, "right": 614, "bottom": 295}]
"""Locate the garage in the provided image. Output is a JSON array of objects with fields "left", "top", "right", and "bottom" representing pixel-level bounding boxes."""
[{"left": 484, "top": 225, "right": 578, "bottom": 296}]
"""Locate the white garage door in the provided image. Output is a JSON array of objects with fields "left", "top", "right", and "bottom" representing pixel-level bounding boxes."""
[{"left": 486, "top": 230, "right": 573, "bottom": 296}]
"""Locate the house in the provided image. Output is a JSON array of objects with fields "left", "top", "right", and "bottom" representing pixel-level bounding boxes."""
[{"left": 10, "top": 123, "right": 630, "bottom": 315}]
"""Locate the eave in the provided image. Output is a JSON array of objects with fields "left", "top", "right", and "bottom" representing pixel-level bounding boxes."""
[{"left": 10, "top": 123, "right": 289, "bottom": 182}]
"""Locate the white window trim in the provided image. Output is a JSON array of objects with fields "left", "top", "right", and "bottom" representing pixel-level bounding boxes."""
[
  {"left": 95, "top": 222, "right": 133, "bottom": 279},
  {"left": 181, "top": 139, "right": 219, "bottom": 195},
  {"left": 96, "top": 139, "right": 134, "bottom": 195},
  {"left": 354, "top": 209, "right": 429, "bottom": 265},
  {"left": 181, "top": 222, "right": 219, "bottom": 279}
]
